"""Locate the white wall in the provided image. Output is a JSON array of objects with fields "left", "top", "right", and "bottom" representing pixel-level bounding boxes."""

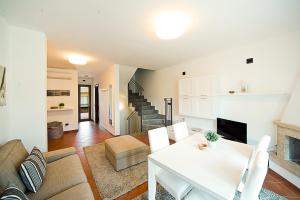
[
  {"left": 0, "top": 15, "right": 10, "bottom": 144},
  {"left": 98, "top": 64, "right": 120, "bottom": 135},
  {"left": 8, "top": 26, "right": 47, "bottom": 152},
  {"left": 136, "top": 30, "right": 300, "bottom": 145},
  {"left": 119, "top": 65, "right": 137, "bottom": 134},
  {"left": 0, "top": 15, "right": 47, "bottom": 151},
  {"left": 282, "top": 77, "right": 300, "bottom": 126},
  {"left": 47, "top": 68, "right": 78, "bottom": 131}
]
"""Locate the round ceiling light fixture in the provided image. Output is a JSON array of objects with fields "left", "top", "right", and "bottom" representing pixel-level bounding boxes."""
[
  {"left": 68, "top": 54, "right": 88, "bottom": 65},
  {"left": 155, "top": 11, "right": 189, "bottom": 40}
]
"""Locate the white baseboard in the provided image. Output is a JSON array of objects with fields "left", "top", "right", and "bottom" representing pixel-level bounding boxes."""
[{"left": 269, "top": 160, "right": 300, "bottom": 188}]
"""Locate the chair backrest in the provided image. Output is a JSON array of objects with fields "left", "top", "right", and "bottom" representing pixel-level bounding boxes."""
[
  {"left": 148, "top": 127, "right": 170, "bottom": 153},
  {"left": 248, "top": 135, "right": 271, "bottom": 169},
  {"left": 241, "top": 151, "right": 269, "bottom": 200},
  {"left": 173, "top": 122, "right": 189, "bottom": 142}
]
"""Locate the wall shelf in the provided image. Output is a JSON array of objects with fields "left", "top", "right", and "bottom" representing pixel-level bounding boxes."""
[
  {"left": 47, "top": 108, "right": 73, "bottom": 112},
  {"left": 217, "top": 92, "right": 290, "bottom": 97},
  {"left": 47, "top": 76, "right": 72, "bottom": 80}
]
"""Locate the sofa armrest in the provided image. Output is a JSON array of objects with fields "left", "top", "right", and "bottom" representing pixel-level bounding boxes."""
[{"left": 43, "top": 147, "right": 76, "bottom": 163}]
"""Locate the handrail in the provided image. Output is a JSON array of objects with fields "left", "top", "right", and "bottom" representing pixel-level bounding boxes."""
[
  {"left": 128, "top": 79, "right": 144, "bottom": 96},
  {"left": 127, "top": 110, "right": 137, "bottom": 120},
  {"left": 127, "top": 110, "right": 140, "bottom": 134},
  {"left": 127, "top": 78, "right": 145, "bottom": 133}
]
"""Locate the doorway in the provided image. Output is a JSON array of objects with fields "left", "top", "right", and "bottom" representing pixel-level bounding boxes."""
[
  {"left": 95, "top": 84, "right": 99, "bottom": 124},
  {"left": 78, "top": 85, "right": 92, "bottom": 121}
]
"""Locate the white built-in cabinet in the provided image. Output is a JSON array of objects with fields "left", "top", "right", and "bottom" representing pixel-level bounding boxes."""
[{"left": 179, "top": 76, "right": 218, "bottom": 119}]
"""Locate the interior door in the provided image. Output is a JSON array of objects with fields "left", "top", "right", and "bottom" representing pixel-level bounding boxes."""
[
  {"left": 78, "top": 85, "right": 91, "bottom": 122},
  {"left": 95, "top": 85, "right": 99, "bottom": 123}
]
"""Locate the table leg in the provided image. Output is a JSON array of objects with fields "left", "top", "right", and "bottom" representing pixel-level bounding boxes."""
[{"left": 148, "top": 158, "right": 159, "bottom": 200}]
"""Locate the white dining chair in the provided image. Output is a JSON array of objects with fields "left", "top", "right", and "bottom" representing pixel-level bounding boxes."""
[
  {"left": 240, "top": 151, "right": 269, "bottom": 200},
  {"left": 248, "top": 135, "right": 271, "bottom": 169},
  {"left": 173, "top": 122, "right": 189, "bottom": 142},
  {"left": 148, "top": 127, "right": 192, "bottom": 199},
  {"left": 185, "top": 151, "right": 269, "bottom": 200},
  {"left": 237, "top": 135, "right": 271, "bottom": 192}
]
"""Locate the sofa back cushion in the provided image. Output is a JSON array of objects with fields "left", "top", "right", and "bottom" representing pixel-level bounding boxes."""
[{"left": 0, "top": 140, "right": 29, "bottom": 193}]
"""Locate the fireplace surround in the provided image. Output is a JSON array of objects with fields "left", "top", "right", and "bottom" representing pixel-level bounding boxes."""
[{"left": 271, "top": 121, "right": 300, "bottom": 177}]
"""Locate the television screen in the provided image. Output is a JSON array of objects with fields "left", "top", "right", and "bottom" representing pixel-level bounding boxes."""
[{"left": 217, "top": 118, "right": 247, "bottom": 143}]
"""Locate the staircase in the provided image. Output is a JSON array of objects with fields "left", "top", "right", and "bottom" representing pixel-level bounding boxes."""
[{"left": 128, "top": 80, "right": 166, "bottom": 132}]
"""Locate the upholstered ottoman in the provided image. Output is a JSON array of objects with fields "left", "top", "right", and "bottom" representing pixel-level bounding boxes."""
[{"left": 105, "top": 135, "right": 149, "bottom": 171}]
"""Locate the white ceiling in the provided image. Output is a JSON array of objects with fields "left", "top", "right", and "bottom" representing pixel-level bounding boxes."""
[{"left": 0, "top": 0, "right": 300, "bottom": 74}]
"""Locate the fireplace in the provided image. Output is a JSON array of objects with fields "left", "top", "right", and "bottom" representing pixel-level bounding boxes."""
[
  {"left": 285, "top": 136, "right": 300, "bottom": 165},
  {"left": 271, "top": 121, "right": 300, "bottom": 177}
]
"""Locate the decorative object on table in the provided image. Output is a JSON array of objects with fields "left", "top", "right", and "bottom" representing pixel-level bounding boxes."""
[
  {"left": 205, "top": 130, "right": 219, "bottom": 148},
  {"left": 198, "top": 143, "right": 208, "bottom": 150},
  {"left": 84, "top": 142, "right": 148, "bottom": 200},
  {"left": 0, "top": 65, "right": 6, "bottom": 106},
  {"left": 47, "top": 121, "right": 64, "bottom": 139},
  {"left": 59, "top": 103, "right": 65, "bottom": 109},
  {"left": 241, "top": 82, "right": 249, "bottom": 93},
  {"left": 229, "top": 90, "right": 235, "bottom": 94}
]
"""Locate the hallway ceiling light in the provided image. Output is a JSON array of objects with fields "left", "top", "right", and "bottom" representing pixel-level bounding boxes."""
[
  {"left": 68, "top": 54, "right": 87, "bottom": 65},
  {"left": 155, "top": 11, "right": 189, "bottom": 40}
]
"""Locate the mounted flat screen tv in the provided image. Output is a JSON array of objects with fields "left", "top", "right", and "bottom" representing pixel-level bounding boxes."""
[{"left": 217, "top": 118, "right": 247, "bottom": 144}]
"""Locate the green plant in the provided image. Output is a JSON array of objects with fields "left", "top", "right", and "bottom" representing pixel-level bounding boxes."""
[
  {"left": 205, "top": 131, "right": 219, "bottom": 142},
  {"left": 59, "top": 103, "right": 65, "bottom": 107}
]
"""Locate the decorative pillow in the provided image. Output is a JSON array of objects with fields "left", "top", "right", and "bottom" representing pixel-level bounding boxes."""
[
  {"left": 0, "top": 186, "right": 29, "bottom": 200},
  {"left": 31, "top": 147, "right": 47, "bottom": 167},
  {"left": 19, "top": 147, "right": 47, "bottom": 192}
]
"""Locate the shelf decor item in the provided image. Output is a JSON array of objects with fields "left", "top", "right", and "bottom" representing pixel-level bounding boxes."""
[
  {"left": 241, "top": 82, "right": 249, "bottom": 93},
  {"left": 205, "top": 130, "right": 219, "bottom": 148},
  {"left": 59, "top": 103, "right": 65, "bottom": 109}
]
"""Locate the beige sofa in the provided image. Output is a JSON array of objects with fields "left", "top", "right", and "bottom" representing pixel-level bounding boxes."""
[{"left": 0, "top": 139, "right": 94, "bottom": 200}]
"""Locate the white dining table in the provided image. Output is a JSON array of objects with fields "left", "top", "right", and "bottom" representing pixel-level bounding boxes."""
[{"left": 148, "top": 133, "right": 253, "bottom": 200}]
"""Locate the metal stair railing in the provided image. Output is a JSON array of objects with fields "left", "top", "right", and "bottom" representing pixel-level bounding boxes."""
[
  {"left": 128, "top": 78, "right": 145, "bottom": 132},
  {"left": 128, "top": 78, "right": 144, "bottom": 96},
  {"left": 127, "top": 110, "right": 140, "bottom": 134}
]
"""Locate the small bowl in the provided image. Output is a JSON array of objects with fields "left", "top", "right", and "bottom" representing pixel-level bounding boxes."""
[{"left": 198, "top": 143, "right": 208, "bottom": 150}]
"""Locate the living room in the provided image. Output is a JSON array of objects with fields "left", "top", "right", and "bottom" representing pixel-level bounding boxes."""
[{"left": 0, "top": 1, "right": 300, "bottom": 200}]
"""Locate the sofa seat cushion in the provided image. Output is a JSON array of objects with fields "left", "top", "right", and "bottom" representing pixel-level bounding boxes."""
[
  {"left": 47, "top": 183, "right": 94, "bottom": 200},
  {"left": 26, "top": 155, "right": 87, "bottom": 200}
]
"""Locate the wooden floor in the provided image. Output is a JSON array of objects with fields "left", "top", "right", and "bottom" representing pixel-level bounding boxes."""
[{"left": 48, "top": 121, "right": 300, "bottom": 200}]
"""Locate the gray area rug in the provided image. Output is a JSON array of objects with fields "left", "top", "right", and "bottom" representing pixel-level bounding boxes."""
[
  {"left": 134, "top": 185, "right": 287, "bottom": 200},
  {"left": 84, "top": 143, "right": 148, "bottom": 200},
  {"left": 85, "top": 142, "right": 286, "bottom": 200}
]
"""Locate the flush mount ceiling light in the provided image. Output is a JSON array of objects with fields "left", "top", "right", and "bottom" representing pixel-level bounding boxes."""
[
  {"left": 68, "top": 54, "right": 87, "bottom": 65},
  {"left": 155, "top": 11, "right": 189, "bottom": 40}
]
